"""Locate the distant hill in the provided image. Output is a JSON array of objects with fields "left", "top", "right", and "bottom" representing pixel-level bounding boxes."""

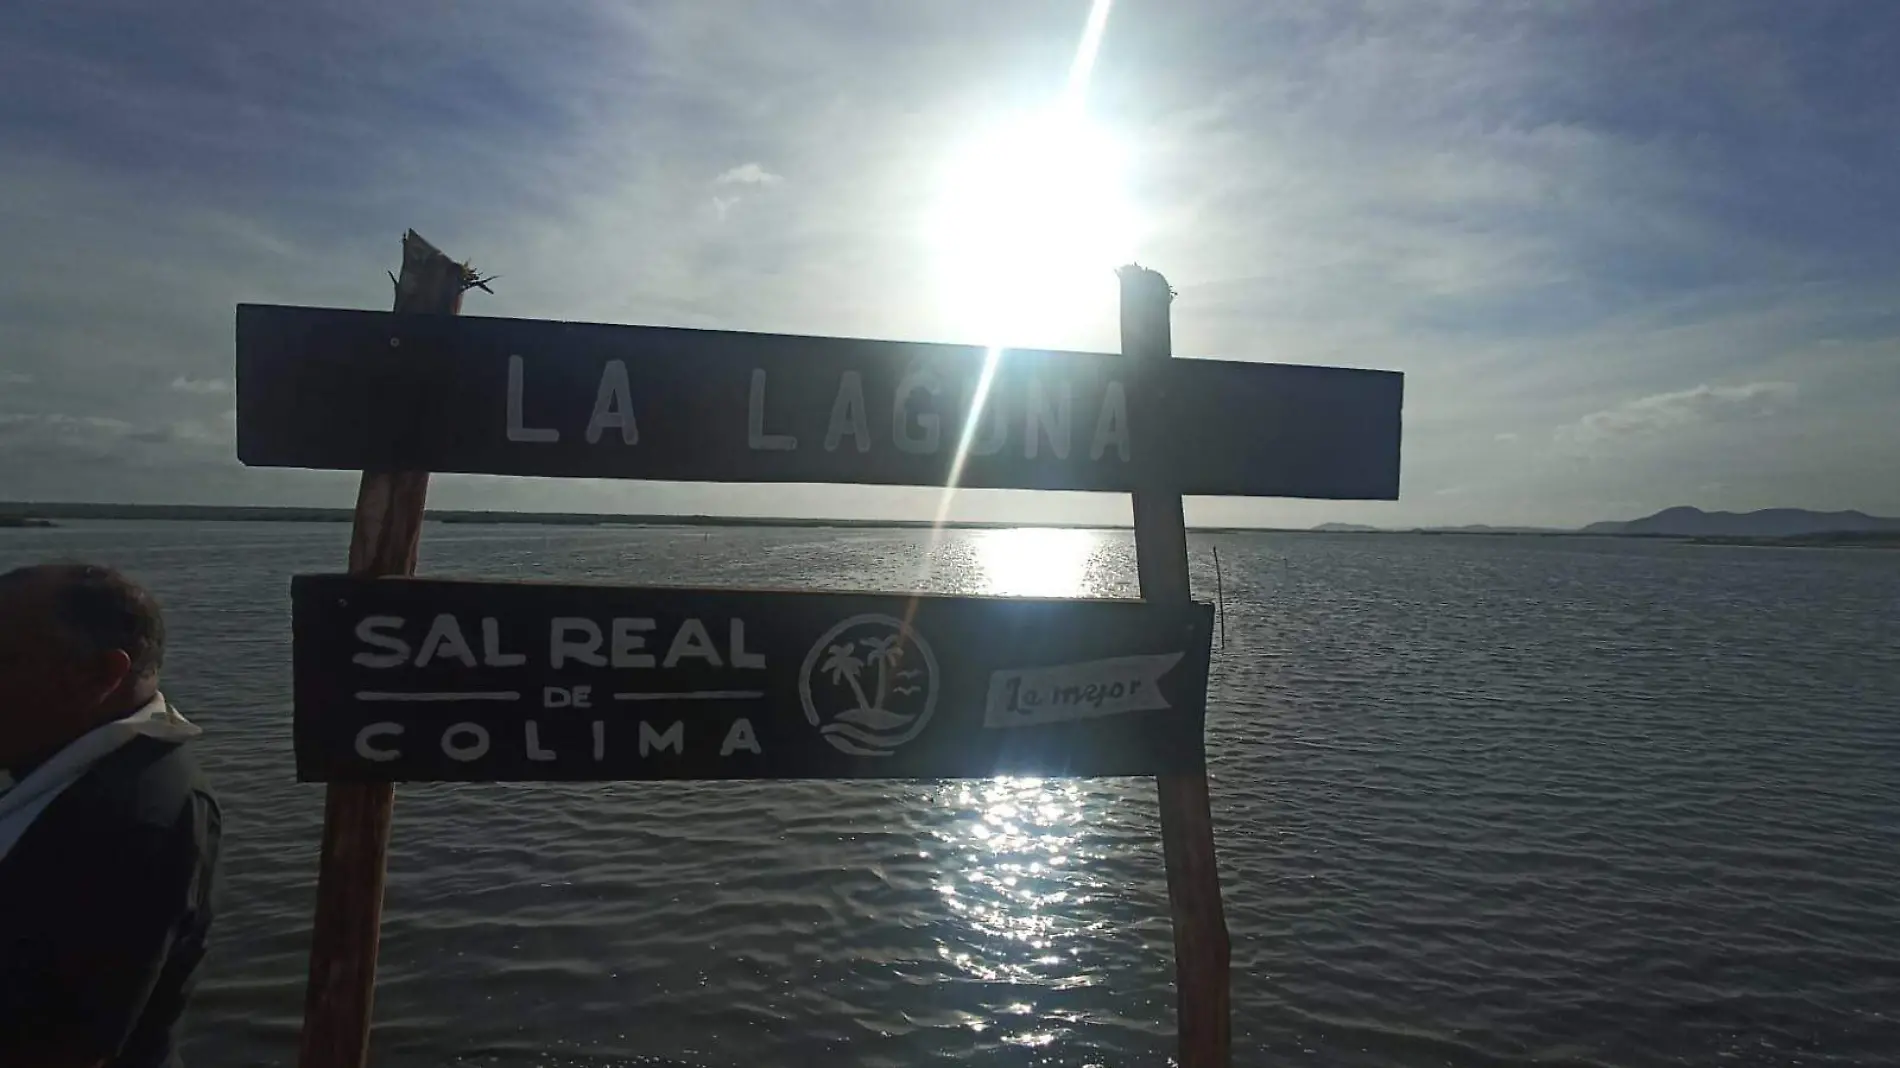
[
  {"left": 1584, "top": 506, "right": 1900, "bottom": 538},
  {"left": 1309, "top": 522, "right": 1564, "bottom": 535},
  {"left": 1418, "top": 524, "right": 1566, "bottom": 535}
]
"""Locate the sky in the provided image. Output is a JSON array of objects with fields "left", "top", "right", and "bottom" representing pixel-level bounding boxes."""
[{"left": 2, "top": 0, "right": 1896, "bottom": 529}]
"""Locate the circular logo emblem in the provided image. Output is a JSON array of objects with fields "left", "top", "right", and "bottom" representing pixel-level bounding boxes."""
[{"left": 799, "top": 613, "right": 939, "bottom": 757}]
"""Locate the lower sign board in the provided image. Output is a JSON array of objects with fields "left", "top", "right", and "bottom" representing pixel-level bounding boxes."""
[{"left": 292, "top": 574, "right": 1214, "bottom": 782}]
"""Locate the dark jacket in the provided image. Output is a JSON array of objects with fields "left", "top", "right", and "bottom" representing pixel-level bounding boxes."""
[{"left": 0, "top": 736, "right": 222, "bottom": 1068}]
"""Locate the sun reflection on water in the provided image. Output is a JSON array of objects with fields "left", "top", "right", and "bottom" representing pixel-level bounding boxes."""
[
  {"left": 932, "top": 776, "right": 1107, "bottom": 1049},
  {"left": 939, "top": 521, "right": 1123, "bottom": 1050},
  {"left": 973, "top": 527, "right": 1105, "bottom": 598}
]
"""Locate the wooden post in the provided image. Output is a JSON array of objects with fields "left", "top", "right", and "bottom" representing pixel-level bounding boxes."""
[
  {"left": 297, "top": 231, "right": 471, "bottom": 1068},
  {"left": 1120, "top": 264, "right": 1232, "bottom": 1068}
]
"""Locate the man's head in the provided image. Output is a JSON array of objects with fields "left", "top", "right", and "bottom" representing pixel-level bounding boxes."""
[{"left": 0, "top": 562, "right": 165, "bottom": 766}]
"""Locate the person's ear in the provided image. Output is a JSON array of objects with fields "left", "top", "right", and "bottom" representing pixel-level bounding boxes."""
[{"left": 89, "top": 648, "right": 134, "bottom": 700}]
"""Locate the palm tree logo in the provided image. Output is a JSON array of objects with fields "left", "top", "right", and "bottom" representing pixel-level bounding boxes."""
[{"left": 800, "top": 614, "right": 939, "bottom": 756}]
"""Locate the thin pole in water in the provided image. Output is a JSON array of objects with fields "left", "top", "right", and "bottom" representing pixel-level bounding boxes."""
[{"left": 1212, "top": 545, "right": 1226, "bottom": 652}]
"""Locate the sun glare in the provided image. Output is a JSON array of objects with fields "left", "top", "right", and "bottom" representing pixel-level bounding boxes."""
[
  {"left": 921, "top": 0, "right": 1124, "bottom": 534},
  {"left": 928, "top": 111, "right": 1134, "bottom": 345}
]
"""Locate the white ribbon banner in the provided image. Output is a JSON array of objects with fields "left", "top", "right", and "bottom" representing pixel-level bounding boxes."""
[{"left": 982, "top": 652, "right": 1185, "bottom": 729}]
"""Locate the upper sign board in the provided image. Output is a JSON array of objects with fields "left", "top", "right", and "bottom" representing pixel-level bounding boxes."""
[
  {"left": 292, "top": 574, "right": 1214, "bottom": 782},
  {"left": 237, "top": 305, "right": 1403, "bottom": 498}
]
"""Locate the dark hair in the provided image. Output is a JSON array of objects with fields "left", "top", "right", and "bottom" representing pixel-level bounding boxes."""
[{"left": 0, "top": 562, "right": 166, "bottom": 678}]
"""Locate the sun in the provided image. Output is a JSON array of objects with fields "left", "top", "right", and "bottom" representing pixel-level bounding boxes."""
[{"left": 927, "top": 108, "right": 1135, "bottom": 345}]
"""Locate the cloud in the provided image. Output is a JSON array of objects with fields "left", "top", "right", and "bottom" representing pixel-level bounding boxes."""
[
  {"left": 713, "top": 162, "right": 783, "bottom": 186},
  {"left": 128, "top": 409, "right": 236, "bottom": 448},
  {"left": 170, "top": 376, "right": 232, "bottom": 395},
  {"left": 0, "top": 412, "right": 139, "bottom": 464},
  {"left": 0, "top": 412, "right": 133, "bottom": 435},
  {"left": 0, "top": 410, "right": 231, "bottom": 452},
  {"left": 1558, "top": 381, "right": 1797, "bottom": 444},
  {"left": 0, "top": 371, "right": 33, "bottom": 386},
  {"left": 707, "top": 162, "right": 783, "bottom": 221}
]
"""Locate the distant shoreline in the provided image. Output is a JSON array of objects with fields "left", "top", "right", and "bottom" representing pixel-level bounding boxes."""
[
  {"left": 2, "top": 502, "right": 1894, "bottom": 546},
  {"left": 1683, "top": 531, "right": 1900, "bottom": 549},
  {"left": 0, "top": 502, "right": 1105, "bottom": 531},
  {"left": 0, "top": 501, "right": 1579, "bottom": 534}
]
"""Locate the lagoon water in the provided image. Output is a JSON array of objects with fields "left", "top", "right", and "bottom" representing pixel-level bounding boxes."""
[{"left": 3, "top": 521, "right": 1897, "bottom": 1067}]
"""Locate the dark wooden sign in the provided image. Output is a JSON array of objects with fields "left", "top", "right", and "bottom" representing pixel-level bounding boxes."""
[
  {"left": 292, "top": 574, "right": 1214, "bottom": 782},
  {"left": 238, "top": 304, "right": 1403, "bottom": 499}
]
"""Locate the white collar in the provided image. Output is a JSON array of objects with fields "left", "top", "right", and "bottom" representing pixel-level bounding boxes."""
[{"left": 0, "top": 695, "right": 201, "bottom": 861}]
